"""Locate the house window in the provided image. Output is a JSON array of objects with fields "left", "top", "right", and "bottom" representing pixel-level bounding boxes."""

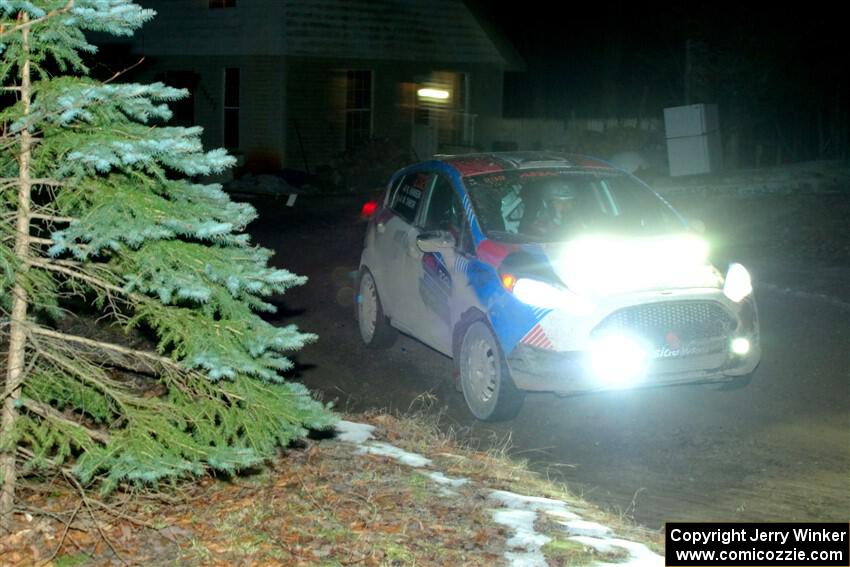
[
  {"left": 345, "top": 70, "right": 372, "bottom": 151},
  {"left": 209, "top": 0, "right": 235, "bottom": 8},
  {"left": 223, "top": 68, "right": 240, "bottom": 149},
  {"left": 161, "top": 70, "right": 198, "bottom": 127}
]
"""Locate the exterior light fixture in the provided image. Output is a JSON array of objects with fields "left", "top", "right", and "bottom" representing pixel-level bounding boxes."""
[{"left": 417, "top": 87, "right": 450, "bottom": 101}]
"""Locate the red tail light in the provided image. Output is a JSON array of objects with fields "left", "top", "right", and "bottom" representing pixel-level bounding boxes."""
[{"left": 361, "top": 200, "right": 378, "bottom": 219}]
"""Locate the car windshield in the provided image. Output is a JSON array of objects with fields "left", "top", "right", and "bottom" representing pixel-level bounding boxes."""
[{"left": 463, "top": 169, "right": 684, "bottom": 243}]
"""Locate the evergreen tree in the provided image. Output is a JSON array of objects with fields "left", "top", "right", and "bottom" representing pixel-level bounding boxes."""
[{"left": 0, "top": 0, "right": 335, "bottom": 530}]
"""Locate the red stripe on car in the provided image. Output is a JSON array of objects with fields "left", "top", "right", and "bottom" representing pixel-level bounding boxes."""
[{"left": 476, "top": 239, "right": 517, "bottom": 267}]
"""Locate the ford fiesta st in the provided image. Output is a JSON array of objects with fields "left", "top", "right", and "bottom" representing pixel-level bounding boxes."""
[{"left": 356, "top": 152, "right": 761, "bottom": 421}]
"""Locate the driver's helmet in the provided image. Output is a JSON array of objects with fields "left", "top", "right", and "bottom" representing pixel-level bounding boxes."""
[{"left": 541, "top": 178, "right": 577, "bottom": 204}]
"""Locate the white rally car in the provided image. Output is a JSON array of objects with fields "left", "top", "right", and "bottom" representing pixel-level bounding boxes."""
[{"left": 357, "top": 152, "right": 761, "bottom": 421}]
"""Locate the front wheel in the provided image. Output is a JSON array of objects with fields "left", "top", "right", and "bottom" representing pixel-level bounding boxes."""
[
  {"left": 459, "top": 322, "right": 525, "bottom": 421},
  {"left": 356, "top": 269, "right": 397, "bottom": 348}
]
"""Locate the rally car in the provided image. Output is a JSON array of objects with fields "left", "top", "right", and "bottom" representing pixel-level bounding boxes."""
[{"left": 356, "top": 152, "right": 761, "bottom": 421}]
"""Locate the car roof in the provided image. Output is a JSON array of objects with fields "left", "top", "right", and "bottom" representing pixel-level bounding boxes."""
[{"left": 433, "top": 151, "right": 618, "bottom": 177}]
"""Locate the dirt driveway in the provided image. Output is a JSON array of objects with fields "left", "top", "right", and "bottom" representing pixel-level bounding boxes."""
[{"left": 248, "top": 190, "right": 850, "bottom": 529}]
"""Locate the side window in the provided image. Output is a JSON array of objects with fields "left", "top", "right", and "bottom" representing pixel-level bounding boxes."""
[
  {"left": 458, "top": 221, "right": 474, "bottom": 255},
  {"left": 390, "top": 172, "right": 431, "bottom": 224},
  {"left": 424, "top": 175, "right": 463, "bottom": 232}
]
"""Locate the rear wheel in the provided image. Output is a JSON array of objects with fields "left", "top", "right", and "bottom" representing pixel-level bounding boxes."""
[
  {"left": 459, "top": 322, "right": 525, "bottom": 421},
  {"left": 356, "top": 269, "right": 397, "bottom": 348}
]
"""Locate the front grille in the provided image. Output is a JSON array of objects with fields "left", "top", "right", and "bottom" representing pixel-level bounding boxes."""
[{"left": 592, "top": 301, "right": 736, "bottom": 344}]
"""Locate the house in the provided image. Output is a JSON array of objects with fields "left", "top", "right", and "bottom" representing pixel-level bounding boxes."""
[{"left": 105, "top": 0, "right": 522, "bottom": 174}]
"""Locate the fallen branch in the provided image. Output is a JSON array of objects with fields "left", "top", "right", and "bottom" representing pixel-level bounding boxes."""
[
  {"left": 41, "top": 500, "right": 83, "bottom": 567},
  {"left": 63, "top": 471, "right": 128, "bottom": 566}
]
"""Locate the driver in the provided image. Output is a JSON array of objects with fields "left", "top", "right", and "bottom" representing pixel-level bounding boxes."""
[{"left": 530, "top": 179, "right": 583, "bottom": 237}]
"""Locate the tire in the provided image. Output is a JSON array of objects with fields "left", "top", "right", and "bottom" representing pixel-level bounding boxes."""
[
  {"left": 356, "top": 269, "right": 397, "bottom": 348},
  {"left": 459, "top": 322, "right": 525, "bottom": 421}
]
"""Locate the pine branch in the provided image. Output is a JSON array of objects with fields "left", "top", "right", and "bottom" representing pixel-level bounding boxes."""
[
  {"left": 27, "top": 257, "right": 132, "bottom": 299},
  {"left": 16, "top": 447, "right": 74, "bottom": 476},
  {"left": 29, "top": 213, "right": 74, "bottom": 223},
  {"left": 27, "top": 325, "right": 181, "bottom": 372},
  {"left": 0, "top": 179, "right": 65, "bottom": 191},
  {"left": 103, "top": 57, "right": 146, "bottom": 85},
  {"left": 0, "top": 1, "right": 75, "bottom": 40},
  {"left": 19, "top": 398, "right": 111, "bottom": 444}
]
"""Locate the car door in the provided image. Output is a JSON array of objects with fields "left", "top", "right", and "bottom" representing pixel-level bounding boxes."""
[
  {"left": 372, "top": 170, "right": 433, "bottom": 332},
  {"left": 403, "top": 173, "right": 468, "bottom": 355}
]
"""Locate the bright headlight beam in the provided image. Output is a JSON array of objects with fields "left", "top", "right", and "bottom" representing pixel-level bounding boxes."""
[
  {"left": 723, "top": 263, "right": 753, "bottom": 303},
  {"left": 512, "top": 278, "right": 594, "bottom": 314},
  {"left": 589, "top": 334, "right": 647, "bottom": 387},
  {"left": 556, "top": 233, "right": 712, "bottom": 295}
]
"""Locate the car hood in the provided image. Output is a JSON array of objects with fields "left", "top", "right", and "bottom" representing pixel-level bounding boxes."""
[{"left": 537, "top": 233, "right": 723, "bottom": 297}]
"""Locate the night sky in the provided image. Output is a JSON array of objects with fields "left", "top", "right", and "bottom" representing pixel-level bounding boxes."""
[{"left": 472, "top": 2, "right": 848, "bottom": 161}]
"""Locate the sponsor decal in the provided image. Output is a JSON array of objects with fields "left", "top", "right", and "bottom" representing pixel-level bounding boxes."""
[
  {"left": 447, "top": 156, "right": 505, "bottom": 177},
  {"left": 419, "top": 252, "right": 452, "bottom": 324},
  {"left": 520, "top": 323, "right": 554, "bottom": 350}
]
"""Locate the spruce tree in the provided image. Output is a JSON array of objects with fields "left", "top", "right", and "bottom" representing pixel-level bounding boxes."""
[{"left": 0, "top": 0, "right": 335, "bottom": 530}]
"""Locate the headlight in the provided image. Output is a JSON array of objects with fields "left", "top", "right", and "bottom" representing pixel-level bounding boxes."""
[
  {"left": 589, "top": 333, "right": 647, "bottom": 386},
  {"left": 723, "top": 263, "right": 752, "bottom": 303},
  {"left": 511, "top": 277, "right": 594, "bottom": 314}
]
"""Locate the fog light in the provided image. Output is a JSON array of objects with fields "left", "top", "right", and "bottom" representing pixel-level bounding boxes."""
[
  {"left": 590, "top": 334, "right": 647, "bottom": 387},
  {"left": 731, "top": 337, "right": 751, "bottom": 355}
]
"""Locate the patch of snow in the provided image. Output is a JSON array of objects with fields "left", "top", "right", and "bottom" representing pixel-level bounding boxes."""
[
  {"left": 491, "top": 508, "right": 550, "bottom": 567},
  {"left": 329, "top": 426, "right": 663, "bottom": 565},
  {"left": 560, "top": 519, "right": 612, "bottom": 538},
  {"left": 570, "top": 535, "right": 664, "bottom": 566},
  {"left": 489, "top": 490, "right": 580, "bottom": 520},
  {"left": 489, "top": 489, "right": 662, "bottom": 566},
  {"left": 504, "top": 550, "right": 549, "bottom": 567},
  {"left": 355, "top": 442, "right": 432, "bottom": 467},
  {"left": 334, "top": 420, "right": 375, "bottom": 444},
  {"left": 422, "top": 471, "right": 469, "bottom": 488}
]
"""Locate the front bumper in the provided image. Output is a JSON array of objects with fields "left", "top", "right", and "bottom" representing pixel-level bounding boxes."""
[{"left": 506, "top": 339, "right": 761, "bottom": 395}]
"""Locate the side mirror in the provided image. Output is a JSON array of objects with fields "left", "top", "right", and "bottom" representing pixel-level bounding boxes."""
[
  {"left": 416, "top": 230, "right": 456, "bottom": 253},
  {"left": 688, "top": 218, "right": 706, "bottom": 234}
]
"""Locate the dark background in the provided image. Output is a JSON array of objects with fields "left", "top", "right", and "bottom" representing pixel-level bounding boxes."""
[{"left": 469, "top": 2, "right": 849, "bottom": 164}]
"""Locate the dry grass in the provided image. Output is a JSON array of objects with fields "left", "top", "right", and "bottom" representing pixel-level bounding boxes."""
[{"left": 0, "top": 405, "right": 664, "bottom": 565}]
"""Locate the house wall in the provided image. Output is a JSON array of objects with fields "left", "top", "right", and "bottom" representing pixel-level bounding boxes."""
[
  {"left": 130, "top": 55, "right": 287, "bottom": 173},
  {"left": 283, "top": 57, "right": 504, "bottom": 169},
  {"left": 103, "top": 1, "right": 515, "bottom": 170}
]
